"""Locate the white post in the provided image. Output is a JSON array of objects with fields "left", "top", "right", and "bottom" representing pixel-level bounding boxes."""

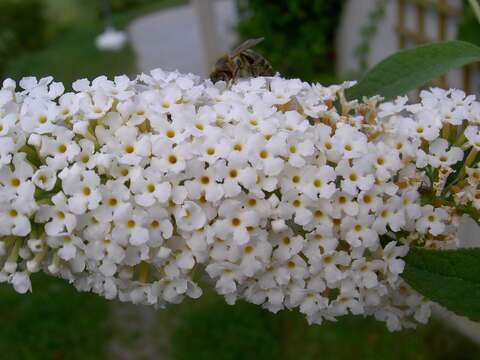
[{"left": 191, "top": 0, "right": 220, "bottom": 75}]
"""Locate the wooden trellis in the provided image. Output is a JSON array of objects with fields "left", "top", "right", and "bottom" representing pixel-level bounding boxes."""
[{"left": 396, "top": 0, "right": 478, "bottom": 93}]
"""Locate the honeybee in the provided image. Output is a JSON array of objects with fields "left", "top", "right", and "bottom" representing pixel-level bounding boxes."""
[{"left": 210, "top": 37, "right": 274, "bottom": 84}]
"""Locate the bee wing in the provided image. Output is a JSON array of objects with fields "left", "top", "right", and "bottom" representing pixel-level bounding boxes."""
[{"left": 229, "top": 38, "right": 264, "bottom": 57}]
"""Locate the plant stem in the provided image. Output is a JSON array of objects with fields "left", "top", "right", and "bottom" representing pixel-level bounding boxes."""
[
  {"left": 442, "top": 123, "right": 450, "bottom": 139},
  {"left": 469, "top": 0, "right": 480, "bottom": 24},
  {"left": 465, "top": 147, "right": 478, "bottom": 168},
  {"left": 451, "top": 147, "right": 479, "bottom": 192},
  {"left": 138, "top": 261, "right": 150, "bottom": 283}
]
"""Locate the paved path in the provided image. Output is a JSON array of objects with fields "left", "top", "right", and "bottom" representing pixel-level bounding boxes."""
[
  {"left": 108, "top": 303, "right": 162, "bottom": 360},
  {"left": 128, "top": 0, "right": 237, "bottom": 77}
]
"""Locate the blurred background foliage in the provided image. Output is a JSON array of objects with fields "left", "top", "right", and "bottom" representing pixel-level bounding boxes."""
[
  {"left": 0, "top": 0, "right": 48, "bottom": 76},
  {"left": 0, "top": 1, "right": 480, "bottom": 359},
  {"left": 0, "top": 273, "right": 110, "bottom": 360},
  {"left": 2, "top": 275, "right": 479, "bottom": 359},
  {"left": 236, "top": 0, "right": 344, "bottom": 84},
  {"left": 172, "top": 293, "right": 480, "bottom": 360}
]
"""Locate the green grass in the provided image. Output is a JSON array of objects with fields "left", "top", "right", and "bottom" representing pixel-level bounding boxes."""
[
  {"left": 171, "top": 290, "right": 479, "bottom": 360},
  {"left": 173, "top": 301, "right": 281, "bottom": 360},
  {"left": 4, "top": 276, "right": 474, "bottom": 360},
  {"left": 0, "top": 273, "right": 110, "bottom": 360},
  {"left": 4, "top": 0, "right": 186, "bottom": 86}
]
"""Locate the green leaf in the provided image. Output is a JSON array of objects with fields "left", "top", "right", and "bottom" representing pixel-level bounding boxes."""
[
  {"left": 347, "top": 41, "right": 480, "bottom": 101},
  {"left": 402, "top": 247, "right": 480, "bottom": 321},
  {"left": 458, "top": 3, "right": 480, "bottom": 47}
]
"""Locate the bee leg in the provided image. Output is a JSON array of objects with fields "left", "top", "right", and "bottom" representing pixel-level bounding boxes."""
[{"left": 231, "top": 66, "right": 241, "bottom": 84}]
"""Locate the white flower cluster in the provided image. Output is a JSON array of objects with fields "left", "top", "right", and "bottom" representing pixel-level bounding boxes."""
[{"left": 0, "top": 70, "right": 478, "bottom": 331}]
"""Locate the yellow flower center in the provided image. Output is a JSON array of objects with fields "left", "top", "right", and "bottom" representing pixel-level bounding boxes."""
[{"left": 10, "top": 177, "right": 20, "bottom": 187}]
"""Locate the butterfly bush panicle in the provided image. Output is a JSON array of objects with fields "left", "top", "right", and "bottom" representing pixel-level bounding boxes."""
[{"left": 0, "top": 72, "right": 479, "bottom": 331}]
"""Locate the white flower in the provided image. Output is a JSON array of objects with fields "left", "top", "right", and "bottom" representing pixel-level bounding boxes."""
[
  {"left": 10, "top": 272, "right": 32, "bottom": 294},
  {"left": 277, "top": 190, "right": 313, "bottom": 226},
  {"left": 332, "top": 124, "right": 368, "bottom": 159},
  {"left": 37, "top": 192, "right": 77, "bottom": 236},
  {"left": 302, "top": 165, "right": 336, "bottom": 200},
  {"left": 272, "top": 231, "right": 304, "bottom": 261},
  {"left": 370, "top": 143, "right": 403, "bottom": 180},
  {"left": 400, "top": 190, "right": 422, "bottom": 220},
  {"left": 108, "top": 126, "right": 151, "bottom": 166},
  {"left": 174, "top": 201, "right": 206, "bottom": 232},
  {"left": 351, "top": 258, "right": 383, "bottom": 288},
  {"left": 382, "top": 242, "right": 408, "bottom": 276},
  {"left": 225, "top": 125, "right": 251, "bottom": 166},
  {"left": 342, "top": 215, "right": 379, "bottom": 249},
  {"left": 0, "top": 204, "right": 31, "bottom": 236},
  {"left": 331, "top": 287, "right": 363, "bottom": 316},
  {"left": 378, "top": 96, "right": 408, "bottom": 117},
  {"left": 206, "top": 262, "right": 242, "bottom": 295},
  {"left": 285, "top": 136, "right": 314, "bottom": 167},
  {"left": 406, "top": 110, "right": 441, "bottom": 141},
  {"left": 298, "top": 292, "right": 328, "bottom": 318},
  {"left": 416, "top": 205, "right": 449, "bottom": 235},
  {"left": 357, "top": 190, "right": 382, "bottom": 215},
  {"left": 239, "top": 241, "right": 271, "bottom": 276},
  {"left": 95, "top": 27, "right": 128, "bottom": 51},
  {"left": 373, "top": 200, "right": 405, "bottom": 234},
  {"left": 185, "top": 165, "right": 224, "bottom": 202},
  {"left": 304, "top": 228, "right": 338, "bottom": 256},
  {"left": 97, "top": 75, "right": 134, "bottom": 101},
  {"left": 151, "top": 138, "right": 191, "bottom": 174},
  {"left": 215, "top": 161, "right": 256, "bottom": 198},
  {"left": 275, "top": 255, "right": 308, "bottom": 285},
  {"left": 194, "top": 132, "right": 231, "bottom": 164},
  {"left": 79, "top": 91, "right": 113, "bottom": 119},
  {"left": 60, "top": 165, "right": 102, "bottom": 214},
  {"left": 337, "top": 159, "right": 375, "bottom": 196},
  {"left": 47, "top": 234, "right": 84, "bottom": 262},
  {"left": 20, "top": 98, "right": 59, "bottom": 134},
  {"left": 146, "top": 206, "right": 173, "bottom": 245},
  {"left": 332, "top": 193, "right": 359, "bottom": 217},
  {"left": 1, "top": 69, "right": 474, "bottom": 330},
  {"left": 41, "top": 130, "right": 81, "bottom": 170},
  {"left": 58, "top": 92, "right": 80, "bottom": 120},
  {"left": 130, "top": 168, "right": 171, "bottom": 207},
  {"left": 265, "top": 78, "right": 303, "bottom": 105},
  {"left": 0, "top": 113, "right": 17, "bottom": 136},
  {"left": 0, "top": 153, "right": 34, "bottom": 203},
  {"left": 215, "top": 200, "right": 259, "bottom": 245},
  {"left": 465, "top": 126, "right": 480, "bottom": 150},
  {"left": 32, "top": 166, "right": 57, "bottom": 191},
  {"left": 0, "top": 137, "right": 16, "bottom": 168},
  {"left": 75, "top": 139, "right": 99, "bottom": 169},
  {"left": 425, "top": 138, "right": 463, "bottom": 168},
  {"left": 112, "top": 205, "right": 150, "bottom": 246},
  {"left": 19, "top": 76, "right": 64, "bottom": 100},
  {"left": 247, "top": 133, "right": 285, "bottom": 176},
  {"left": 312, "top": 251, "right": 350, "bottom": 284}
]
